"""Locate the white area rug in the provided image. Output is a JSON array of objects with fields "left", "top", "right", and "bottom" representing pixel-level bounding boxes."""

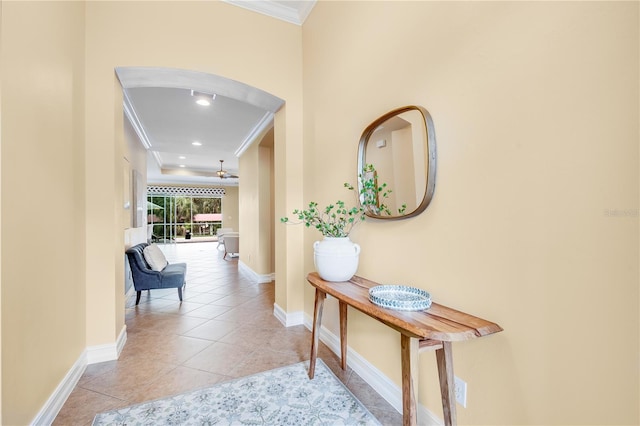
[{"left": 92, "top": 359, "right": 381, "bottom": 425}]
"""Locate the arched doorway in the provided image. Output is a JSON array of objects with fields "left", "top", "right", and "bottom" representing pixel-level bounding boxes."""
[{"left": 117, "top": 66, "right": 282, "bottom": 284}]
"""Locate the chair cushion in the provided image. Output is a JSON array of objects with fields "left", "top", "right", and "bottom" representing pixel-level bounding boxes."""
[
  {"left": 160, "top": 262, "right": 187, "bottom": 288},
  {"left": 143, "top": 244, "right": 168, "bottom": 271}
]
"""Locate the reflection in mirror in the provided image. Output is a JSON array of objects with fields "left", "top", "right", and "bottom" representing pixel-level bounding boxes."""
[{"left": 357, "top": 106, "right": 436, "bottom": 220}]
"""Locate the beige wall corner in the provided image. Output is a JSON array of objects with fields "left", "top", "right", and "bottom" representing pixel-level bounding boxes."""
[
  {"left": 238, "top": 128, "right": 274, "bottom": 276},
  {"left": 274, "top": 106, "right": 306, "bottom": 313},
  {"left": 112, "top": 80, "right": 126, "bottom": 336},
  {"left": 83, "top": 65, "right": 123, "bottom": 349}
]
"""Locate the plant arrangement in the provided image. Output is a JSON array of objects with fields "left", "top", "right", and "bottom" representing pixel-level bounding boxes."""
[
  {"left": 281, "top": 164, "right": 405, "bottom": 237},
  {"left": 345, "top": 163, "right": 407, "bottom": 217},
  {"left": 281, "top": 199, "right": 365, "bottom": 238}
]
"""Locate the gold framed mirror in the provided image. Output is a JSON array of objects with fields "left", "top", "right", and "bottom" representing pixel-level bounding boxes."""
[{"left": 357, "top": 105, "right": 436, "bottom": 220}]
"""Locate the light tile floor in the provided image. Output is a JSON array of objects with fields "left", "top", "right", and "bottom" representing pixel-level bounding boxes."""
[{"left": 54, "top": 242, "right": 401, "bottom": 425}]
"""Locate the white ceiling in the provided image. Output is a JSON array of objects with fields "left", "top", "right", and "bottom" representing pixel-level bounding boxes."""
[
  {"left": 122, "top": 1, "right": 315, "bottom": 186},
  {"left": 126, "top": 87, "right": 270, "bottom": 185}
]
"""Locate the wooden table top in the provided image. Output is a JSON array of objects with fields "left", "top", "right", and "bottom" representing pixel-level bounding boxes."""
[{"left": 307, "top": 273, "right": 503, "bottom": 342}]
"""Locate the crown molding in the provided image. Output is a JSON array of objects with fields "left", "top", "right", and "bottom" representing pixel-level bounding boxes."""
[
  {"left": 123, "top": 91, "right": 152, "bottom": 150},
  {"left": 235, "top": 111, "right": 274, "bottom": 158},
  {"left": 223, "top": 0, "right": 316, "bottom": 25}
]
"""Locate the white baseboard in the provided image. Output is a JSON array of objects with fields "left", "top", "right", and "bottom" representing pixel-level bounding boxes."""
[
  {"left": 302, "top": 313, "right": 443, "bottom": 425},
  {"left": 30, "top": 351, "right": 87, "bottom": 425},
  {"left": 273, "top": 303, "right": 304, "bottom": 327},
  {"left": 238, "top": 260, "right": 274, "bottom": 283},
  {"left": 32, "top": 326, "right": 129, "bottom": 424},
  {"left": 86, "top": 325, "right": 127, "bottom": 365}
]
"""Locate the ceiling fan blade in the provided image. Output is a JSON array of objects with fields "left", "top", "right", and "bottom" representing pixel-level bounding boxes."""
[
  {"left": 218, "top": 172, "right": 239, "bottom": 179},
  {"left": 216, "top": 160, "right": 238, "bottom": 179}
]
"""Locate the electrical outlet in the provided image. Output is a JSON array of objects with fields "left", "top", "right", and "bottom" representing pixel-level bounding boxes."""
[{"left": 454, "top": 376, "right": 467, "bottom": 408}]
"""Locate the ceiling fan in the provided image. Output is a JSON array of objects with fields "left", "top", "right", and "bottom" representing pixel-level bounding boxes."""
[{"left": 216, "top": 160, "right": 239, "bottom": 179}]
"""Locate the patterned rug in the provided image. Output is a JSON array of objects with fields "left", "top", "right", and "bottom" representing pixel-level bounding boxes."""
[{"left": 92, "top": 359, "right": 381, "bottom": 425}]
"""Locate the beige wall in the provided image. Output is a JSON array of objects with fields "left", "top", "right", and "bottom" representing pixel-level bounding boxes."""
[
  {"left": 391, "top": 126, "right": 414, "bottom": 212},
  {"left": 239, "top": 128, "right": 274, "bottom": 275},
  {"left": 303, "top": 2, "right": 638, "bottom": 425},
  {"left": 274, "top": 107, "right": 305, "bottom": 309},
  {"left": 222, "top": 186, "right": 239, "bottom": 231},
  {"left": 124, "top": 115, "right": 148, "bottom": 247},
  {"left": 239, "top": 143, "right": 259, "bottom": 268},
  {"left": 258, "top": 143, "right": 274, "bottom": 274},
  {"left": 0, "top": 1, "right": 86, "bottom": 424}
]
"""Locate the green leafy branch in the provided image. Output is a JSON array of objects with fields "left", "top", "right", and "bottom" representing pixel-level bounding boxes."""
[
  {"left": 345, "top": 164, "right": 407, "bottom": 216},
  {"left": 281, "top": 164, "right": 406, "bottom": 237},
  {"left": 280, "top": 200, "right": 365, "bottom": 238}
]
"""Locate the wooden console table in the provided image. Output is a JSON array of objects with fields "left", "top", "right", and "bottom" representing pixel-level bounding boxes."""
[{"left": 306, "top": 273, "right": 503, "bottom": 426}]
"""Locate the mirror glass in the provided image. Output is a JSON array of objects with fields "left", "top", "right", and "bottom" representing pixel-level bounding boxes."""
[{"left": 357, "top": 106, "right": 436, "bottom": 220}]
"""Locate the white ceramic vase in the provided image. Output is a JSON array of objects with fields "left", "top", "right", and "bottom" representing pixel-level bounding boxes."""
[{"left": 313, "top": 237, "right": 361, "bottom": 282}]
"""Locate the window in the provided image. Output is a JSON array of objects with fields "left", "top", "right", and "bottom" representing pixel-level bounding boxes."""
[{"left": 147, "top": 194, "right": 222, "bottom": 242}]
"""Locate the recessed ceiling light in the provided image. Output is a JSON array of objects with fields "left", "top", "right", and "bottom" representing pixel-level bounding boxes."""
[
  {"left": 179, "top": 165, "right": 185, "bottom": 168},
  {"left": 192, "top": 141, "right": 202, "bottom": 146},
  {"left": 190, "top": 90, "right": 216, "bottom": 107},
  {"left": 178, "top": 156, "right": 186, "bottom": 159}
]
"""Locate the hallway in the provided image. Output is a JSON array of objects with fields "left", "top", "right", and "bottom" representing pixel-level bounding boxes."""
[{"left": 53, "top": 242, "right": 401, "bottom": 425}]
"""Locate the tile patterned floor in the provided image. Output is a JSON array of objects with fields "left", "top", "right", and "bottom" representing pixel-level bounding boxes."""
[{"left": 54, "top": 242, "right": 402, "bottom": 425}]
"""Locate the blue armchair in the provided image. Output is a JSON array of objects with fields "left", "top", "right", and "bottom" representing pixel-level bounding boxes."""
[{"left": 125, "top": 243, "right": 187, "bottom": 305}]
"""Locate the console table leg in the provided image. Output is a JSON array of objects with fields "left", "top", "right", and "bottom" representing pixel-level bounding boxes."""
[
  {"left": 436, "top": 341, "right": 457, "bottom": 426},
  {"left": 400, "top": 334, "right": 417, "bottom": 426},
  {"left": 339, "top": 301, "right": 347, "bottom": 370},
  {"left": 309, "top": 289, "right": 326, "bottom": 379}
]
